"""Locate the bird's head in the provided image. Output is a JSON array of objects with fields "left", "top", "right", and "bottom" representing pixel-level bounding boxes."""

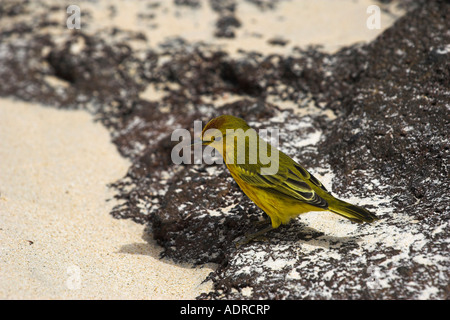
[{"left": 198, "top": 115, "right": 251, "bottom": 148}]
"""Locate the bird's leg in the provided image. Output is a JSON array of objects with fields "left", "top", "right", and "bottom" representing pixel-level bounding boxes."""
[
  {"left": 253, "top": 217, "right": 272, "bottom": 226},
  {"left": 236, "top": 225, "right": 274, "bottom": 247}
]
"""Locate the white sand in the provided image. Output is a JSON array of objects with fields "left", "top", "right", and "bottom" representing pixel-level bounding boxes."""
[
  {"left": 35, "top": 0, "right": 404, "bottom": 55},
  {"left": 0, "top": 0, "right": 406, "bottom": 299},
  {"left": 0, "top": 98, "right": 214, "bottom": 299}
]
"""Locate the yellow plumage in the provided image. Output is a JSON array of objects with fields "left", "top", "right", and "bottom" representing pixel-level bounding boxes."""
[{"left": 199, "top": 115, "right": 379, "bottom": 243}]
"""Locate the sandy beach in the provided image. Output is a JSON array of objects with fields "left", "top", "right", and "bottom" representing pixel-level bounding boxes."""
[
  {"left": 1, "top": 0, "right": 432, "bottom": 300},
  {"left": 0, "top": 98, "right": 214, "bottom": 299}
]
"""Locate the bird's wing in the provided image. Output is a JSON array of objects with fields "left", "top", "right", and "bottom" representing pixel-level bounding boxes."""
[
  {"left": 230, "top": 160, "right": 329, "bottom": 209},
  {"left": 290, "top": 162, "right": 329, "bottom": 193}
]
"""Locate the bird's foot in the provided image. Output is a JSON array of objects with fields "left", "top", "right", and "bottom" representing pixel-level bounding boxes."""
[
  {"left": 235, "top": 225, "right": 274, "bottom": 247},
  {"left": 253, "top": 218, "right": 272, "bottom": 227}
]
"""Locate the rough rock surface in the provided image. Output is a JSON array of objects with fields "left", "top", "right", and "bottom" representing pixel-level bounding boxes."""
[{"left": 0, "top": 0, "right": 448, "bottom": 299}]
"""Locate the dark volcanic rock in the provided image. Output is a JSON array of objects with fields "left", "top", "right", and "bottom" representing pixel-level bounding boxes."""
[
  {"left": 319, "top": 5, "right": 450, "bottom": 220},
  {"left": 214, "top": 15, "right": 241, "bottom": 38},
  {"left": 0, "top": 0, "right": 448, "bottom": 300}
]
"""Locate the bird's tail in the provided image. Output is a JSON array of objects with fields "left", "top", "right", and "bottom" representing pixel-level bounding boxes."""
[{"left": 329, "top": 198, "right": 379, "bottom": 223}]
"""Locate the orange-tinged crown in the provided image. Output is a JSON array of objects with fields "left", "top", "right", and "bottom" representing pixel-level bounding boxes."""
[{"left": 202, "top": 115, "right": 250, "bottom": 137}]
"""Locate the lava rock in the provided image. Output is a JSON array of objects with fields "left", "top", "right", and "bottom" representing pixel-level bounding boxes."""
[{"left": 0, "top": 0, "right": 448, "bottom": 300}]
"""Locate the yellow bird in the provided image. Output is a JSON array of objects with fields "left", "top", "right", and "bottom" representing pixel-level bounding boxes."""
[{"left": 197, "top": 115, "right": 379, "bottom": 244}]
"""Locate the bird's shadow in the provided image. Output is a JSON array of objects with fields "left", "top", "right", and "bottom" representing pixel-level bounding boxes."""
[
  {"left": 248, "top": 222, "right": 363, "bottom": 250},
  {"left": 116, "top": 217, "right": 363, "bottom": 265},
  {"left": 116, "top": 225, "right": 217, "bottom": 269},
  {"left": 117, "top": 229, "right": 162, "bottom": 259}
]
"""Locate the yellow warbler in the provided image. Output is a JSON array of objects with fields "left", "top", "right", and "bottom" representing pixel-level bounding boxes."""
[{"left": 197, "top": 115, "right": 379, "bottom": 244}]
